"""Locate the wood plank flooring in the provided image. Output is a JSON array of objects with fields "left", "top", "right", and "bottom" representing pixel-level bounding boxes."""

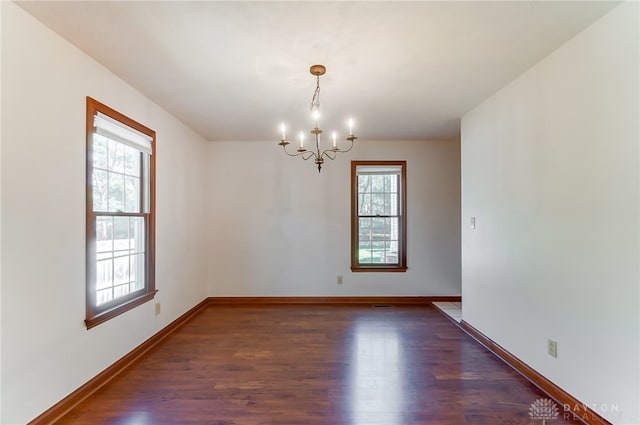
[{"left": 56, "top": 304, "right": 582, "bottom": 424}]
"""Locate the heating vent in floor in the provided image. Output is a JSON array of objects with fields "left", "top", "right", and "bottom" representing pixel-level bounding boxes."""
[{"left": 371, "top": 304, "right": 393, "bottom": 308}]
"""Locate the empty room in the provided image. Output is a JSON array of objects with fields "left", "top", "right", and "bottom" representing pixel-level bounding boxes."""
[{"left": 1, "top": 1, "right": 638, "bottom": 424}]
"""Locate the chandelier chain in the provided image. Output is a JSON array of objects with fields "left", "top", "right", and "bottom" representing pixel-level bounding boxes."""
[{"left": 311, "top": 75, "right": 321, "bottom": 111}]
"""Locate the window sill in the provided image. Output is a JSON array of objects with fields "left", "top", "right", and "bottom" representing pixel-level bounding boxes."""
[
  {"left": 351, "top": 267, "right": 407, "bottom": 273},
  {"left": 85, "top": 290, "right": 158, "bottom": 330}
]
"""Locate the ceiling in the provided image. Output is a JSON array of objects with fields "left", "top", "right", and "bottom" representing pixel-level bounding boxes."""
[{"left": 17, "top": 1, "right": 618, "bottom": 142}]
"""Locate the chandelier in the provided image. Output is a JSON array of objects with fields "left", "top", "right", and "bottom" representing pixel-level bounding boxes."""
[{"left": 278, "top": 64, "right": 357, "bottom": 172}]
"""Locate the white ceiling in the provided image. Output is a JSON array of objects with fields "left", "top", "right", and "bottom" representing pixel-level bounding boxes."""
[{"left": 17, "top": 1, "right": 618, "bottom": 142}]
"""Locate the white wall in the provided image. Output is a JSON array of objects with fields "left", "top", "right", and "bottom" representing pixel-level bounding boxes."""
[
  {"left": 0, "top": 3, "right": 209, "bottom": 424},
  {"left": 206, "top": 139, "right": 461, "bottom": 297},
  {"left": 461, "top": 3, "right": 639, "bottom": 424}
]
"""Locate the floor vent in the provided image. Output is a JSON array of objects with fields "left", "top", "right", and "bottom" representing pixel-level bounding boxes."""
[{"left": 371, "top": 304, "right": 393, "bottom": 308}]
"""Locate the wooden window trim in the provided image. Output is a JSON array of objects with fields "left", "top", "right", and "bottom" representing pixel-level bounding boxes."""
[
  {"left": 351, "top": 160, "right": 407, "bottom": 272},
  {"left": 85, "top": 97, "right": 157, "bottom": 329}
]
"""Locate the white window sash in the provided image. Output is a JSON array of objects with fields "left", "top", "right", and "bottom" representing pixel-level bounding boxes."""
[{"left": 94, "top": 112, "right": 152, "bottom": 155}]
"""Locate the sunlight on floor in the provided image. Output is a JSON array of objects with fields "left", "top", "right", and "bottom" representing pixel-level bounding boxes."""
[{"left": 349, "top": 318, "right": 404, "bottom": 425}]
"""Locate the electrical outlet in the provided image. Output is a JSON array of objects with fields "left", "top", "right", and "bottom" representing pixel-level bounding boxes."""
[
  {"left": 337, "top": 275, "right": 343, "bottom": 285},
  {"left": 548, "top": 339, "right": 557, "bottom": 358},
  {"left": 155, "top": 302, "right": 161, "bottom": 316}
]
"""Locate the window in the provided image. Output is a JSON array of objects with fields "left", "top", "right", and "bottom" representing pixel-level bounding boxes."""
[
  {"left": 85, "top": 97, "right": 156, "bottom": 329},
  {"left": 351, "top": 161, "right": 407, "bottom": 272}
]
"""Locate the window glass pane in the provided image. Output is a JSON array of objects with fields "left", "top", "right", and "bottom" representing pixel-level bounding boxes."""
[
  {"left": 371, "top": 217, "right": 387, "bottom": 240},
  {"left": 371, "top": 241, "right": 386, "bottom": 262},
  {"left": 124, "top": 176, "right": 140, "bottom": 213},
  {"left": 124, "top": 146, "right": 140, "bottom": 177},
  {"left": 358, "top": 218, "right": 374, "bottom": 263},
  {"left": 114, "top": 256, "right": 130, "bottom": 286},
  {"left": 114, "top": 283, "right": 130, "bottom": 299},
  {"left": 359, "top": 242, "right": 373, "bottom": 263},
  {"left": 96, "top": 259, "right": 112, "bottom": 291},
  {"left": 390, "top": 217, "right": 399, "bottom": 242},
  {"left": 358, "top": 230, "right": 369, "bottom": 242},
  {"left": 94, "top": 215, "right": 146, "bottom": 306},
  {"left": 385, "top": 240, "right": 398, "bottom": 264},
  {"left": 387, "top": 194, "right": 397, "bottom": 215},
  {"left": 359, "top": 217, "right": 372, "bottom": 242},
  {"left": 358, "top": 194, "right": 370, "bottom": 215},
  {"left": 93, "top": 135, "right": 108, "bottom": 170},
  {"left": 390, "top": 175, "right": 398, "bottom": 193},
  {"left": 113, "top": 216, "right": 130, "bottom": 253},
  {"left": 130, "top": 217, "right": 146, "bottom": 254},
  {"left": 130, "top": 253, "right": 145, "bottom": 292},
  {"left": 371, "top": 194, "right": 386, "bottom": 215},
  {"left": 358, "top": 175, "right": 370, "bottom": 194},
  {"left": 97, "top": 288, "right": 113, "bottom": 306},
  {"left": 357, "top": 173, "right": 400, "bottom": 218},
  {"left": 371, "top": 175, "right": 384, "bottom": 192},
  {"left": 108, "top": 139, "right": 125, "bottom": 174},
  {"left": 385, "top": 218, "right": 398, "bottom": 265},
  {"left": 108, "top": 172, "right": 124, "bottom": 212},
  {"left": 358, "top": 217, "right": 372, "bottom": 263},
  {"left": 96, "top": 216, "right": 113, "bottom": 253},
  {"left": 92, "top": 170, "right": 108, "bottom": 212}
]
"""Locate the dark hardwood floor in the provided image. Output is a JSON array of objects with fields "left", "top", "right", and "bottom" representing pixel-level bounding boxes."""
[{"left": 56, "top": 304, "right": 581, "bottom": 424}]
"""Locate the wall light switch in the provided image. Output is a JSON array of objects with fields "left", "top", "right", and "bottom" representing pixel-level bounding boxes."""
[{"left": 470, "top": 216, "right": 476, "bottom": 229}]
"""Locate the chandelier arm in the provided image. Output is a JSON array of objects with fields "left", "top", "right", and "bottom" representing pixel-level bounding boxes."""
[
  {"left": 332, "top": 138, "right": 355, "bottom": 154},
  {"left": 301, "top": 151, "right": 317, "bottom": 161},
  {"left": 321, "top": 150, "right": 337, "bottom": 161},
  {"left": 281, "top": 144, "right": 314, "bottom": 159},
  {"left": 280, "top": 144, "right": 301, "bottom": 157}
]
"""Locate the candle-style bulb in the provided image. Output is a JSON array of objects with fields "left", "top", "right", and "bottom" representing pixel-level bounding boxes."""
[
  {"left": 280, "top": 123, "right": 286, "bottom": 140},
  {"left": 348, "top": 118, "right": 354, "bottom": 136},
  {"left": 332, "top": 131, "right": 337, "bottom": 147},
  {"left": 299, "top": 131, "right": 304, "bottom": 148}
]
